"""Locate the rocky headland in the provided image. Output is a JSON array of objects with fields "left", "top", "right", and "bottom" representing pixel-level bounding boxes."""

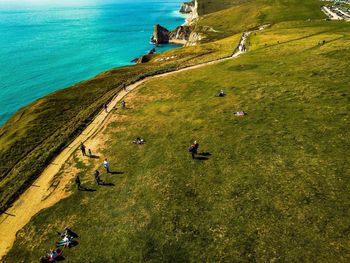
[{"left": 132, "top": 1, "right": 198, "bottom": 64}]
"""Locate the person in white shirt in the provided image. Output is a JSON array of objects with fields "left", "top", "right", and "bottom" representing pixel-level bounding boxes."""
[{"left": 103, "top": 159, "right": 110, "bottom": 173}]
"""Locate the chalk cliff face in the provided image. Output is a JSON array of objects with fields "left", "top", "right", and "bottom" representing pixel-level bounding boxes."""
[
  {"left": 151, "top": 24, "right": 192, "bottom": 45},
  {"left": 184, "top": 0, "right": 198, "bottom": 25},
  {"left": 150, "top": 1, "right": 199, "bottom": 45},
  {"left": 169, "top": 26, "right": 192, "bottom": 42},
  {"left": 151, "top": 24, "right": 170, "bottom": 44},
  {"left": 179, "top": 1, "right": 194, "bottom": 14},
  {"left": 186, "top": 31, "right": 203, "bottom": 46}
]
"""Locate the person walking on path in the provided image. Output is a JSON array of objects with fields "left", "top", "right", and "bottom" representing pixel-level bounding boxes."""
[
  {"left": 80, "top": 142, "right": 86, "bottom": 156},
  {"left": 103, "top": 103, "right": 108, "bottom": 113},
  {"left": 75, "top": 175, "right": 81, "bottom": 190},
  {"left": 121, "top": 100, "right": 126, "bottom": 109},
  {"left": 88, "top": 149, "right": 92, "bottom": 158},
  {"left": 189, "top": 141, "right": 199, "bottom": 159},
  {"left": 94, "top": 170, "right": 100, "bottom": 185},
  {"left": 104, "top": 159, "right": 110, "bottom": 173}
]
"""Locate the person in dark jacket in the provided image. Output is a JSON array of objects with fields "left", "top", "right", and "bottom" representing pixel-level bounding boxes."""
[
  {"left": 79, "top": 142, "right": 86, "bottom": 156},
  {"left": 189, "top": 141, "right": 199, "bottom": 159},
  {"left": 88, "top": 149, "right": 92, "bottom": 158},
  {"left": 75, "top": 175, "right": 81, "bottom": 190},
  {"left": 94, "top": 170, "right": 100, "bottom": 185}
]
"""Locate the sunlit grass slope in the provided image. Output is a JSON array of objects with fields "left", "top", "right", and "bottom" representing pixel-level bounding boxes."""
[
  {"left": 0, "top": 34, "right": 241, "bottom": 211},
  {"left": 6, "top": 21, "right": 350, "bottom": 262},
  {"left": 195, "top": 0, "right": 325, "bottom": 42}
]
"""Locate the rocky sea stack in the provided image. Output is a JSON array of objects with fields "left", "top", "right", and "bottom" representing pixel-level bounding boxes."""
[{"left": 151, "top": 24, "right": 170, "bottom": 44}]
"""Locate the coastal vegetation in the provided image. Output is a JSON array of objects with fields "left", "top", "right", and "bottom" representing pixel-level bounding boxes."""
[
  {"left": 0, "top": 31, "right": 241, "bottom": 212},
  {"left": 2, "top": 0, "right": 350, "bottom": 261}
]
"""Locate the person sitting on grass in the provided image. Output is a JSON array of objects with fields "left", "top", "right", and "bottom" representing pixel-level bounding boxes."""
[
  {"left": 234, "top": 111, "right": 247, "bottom": 116},
  {"left": 133, "top": 137, "right": 145, "bottom": 144},
  {"left": 49, "top": 249, "right": 57, "bottom": 258},
  {"left": 57, "top": 227, "right": 77, "bottom": 238},
  {"left": 56, "top": 235, "right": 73, "bottom": 248},
  {"left": 218, "top": 90, "right": 225, "bottom": 97},
  {"left": 46, "top": 249, "right": 63, "bottom": 262}
]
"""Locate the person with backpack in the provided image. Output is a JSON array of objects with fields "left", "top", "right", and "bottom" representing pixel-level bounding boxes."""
[
  {"left": 188, "top": 140, "right": 199, "bottom": 159},
  {"left": 79, "top": 142, "right": 86, "bottom": 156}
]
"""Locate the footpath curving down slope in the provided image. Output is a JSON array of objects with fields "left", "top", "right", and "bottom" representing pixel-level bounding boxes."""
[{"left": 0, "top": 27, "right": 263, "bottom": 259}]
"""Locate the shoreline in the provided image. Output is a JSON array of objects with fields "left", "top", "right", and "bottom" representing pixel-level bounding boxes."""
[
  {"left": 0, "top": 1, "right": 199, "bottom": 258},
  {"left": 0, "top": 27, "right": 253, "bottom": 260},
  {"left": 0, "top": 0, "right": 195, "bottom": 227},
  {"left": 0, "top": 2, "right": 188, "bottom": 128},
  {"left": 0, "top": 1, "right": 191, "bottom": 208}
]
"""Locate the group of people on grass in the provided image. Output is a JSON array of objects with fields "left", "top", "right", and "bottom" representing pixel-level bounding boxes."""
[
  {"left": 40, "top": 228, "right": 78, "bottom": 262},
  {"left": 75, "top": 90, "right": 247, "bottom": 189},
  {"left": 79, "top": 142, "right": 92, "bottom": 158},
  {"left": 75, "top": 156, "right": 110, "bottom": 189}
]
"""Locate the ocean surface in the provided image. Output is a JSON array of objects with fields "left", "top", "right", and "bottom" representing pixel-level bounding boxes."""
[{"left": 0, "top": 0, "right": 186, "bottom": 126}]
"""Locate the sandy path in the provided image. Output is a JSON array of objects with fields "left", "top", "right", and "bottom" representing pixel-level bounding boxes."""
[{"left": 0, "top": 28, "right": 261, "bottom": 259}]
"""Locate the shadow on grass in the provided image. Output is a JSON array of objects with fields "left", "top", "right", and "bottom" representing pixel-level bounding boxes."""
[
  {"left": 80, "top": 187, "right": 96, "bottom": 192},
  {"left": 195, "top": 152, "right": 211, "bottom": 161},
  {"left": 70, "top": 240, "right": 79, "bottom": 248},
  {"left": 89, "top": 155, "right": 100, "bottom": 159},
  {"left": 56, "top": 255, "right": 65, "bottom": 261},
  {"left": 99, "top": 181, "right": 115, "bottom": 187},
  {"left": 195, "top": 156, "right": 209, "bottom": 161},
  {"left": 109, "top": 171, "right": 124, "bottom": 175}
]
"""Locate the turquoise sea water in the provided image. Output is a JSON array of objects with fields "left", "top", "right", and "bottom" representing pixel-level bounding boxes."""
[{"left": 0, "top": 0, "right": 186, "bottom": 126}]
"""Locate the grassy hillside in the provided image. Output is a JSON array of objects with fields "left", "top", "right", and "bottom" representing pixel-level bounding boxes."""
[
  {"left": 197, "top": 0, "right": 250, "bottom": 15},
  {"left": 0, "top": 0, "right": 326, "bottom": 212},
  {"left": 195, "top": 0, "right": 325, "bottom": 42},
  {"left": 5, "top": 19, "right": 350, "bottom": 262},
  {"left": 0, "top": 31, "right": 241, "bottom": 211}
]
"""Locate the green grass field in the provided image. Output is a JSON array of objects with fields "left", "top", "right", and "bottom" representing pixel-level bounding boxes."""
[
  {"left": 0, "top": 0, "right": 326, "bottom": 212},
  {"left": 0, "top": 28, "right": 241, "bottom": 212},
  {"left": 5, "top": 14, "right": 350, "bottom": 262},
  {"left": 193, "top": 0, "right": 325, "bottom": 42}
]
